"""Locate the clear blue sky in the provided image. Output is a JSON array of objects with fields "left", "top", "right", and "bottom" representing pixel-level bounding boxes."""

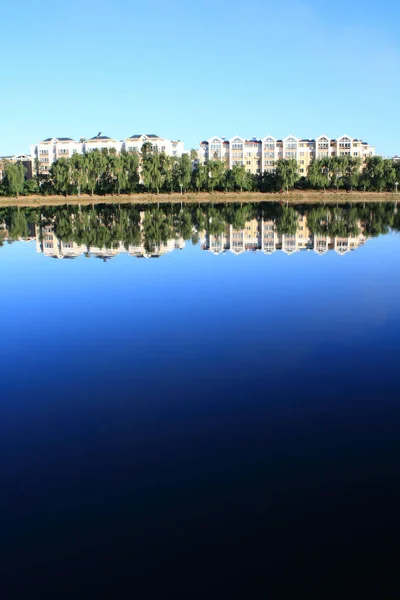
[{"left": 1, "top": 0, "right": 399, "bottom": 156}]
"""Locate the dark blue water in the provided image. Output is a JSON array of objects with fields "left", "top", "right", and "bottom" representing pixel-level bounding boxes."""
[{"left": 1, "top": 204, "right": 399, "bottom": 596}]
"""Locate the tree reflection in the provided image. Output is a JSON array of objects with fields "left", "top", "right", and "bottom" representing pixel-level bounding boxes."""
[{"left": 1, "top": 201, "right": 399, "bottom": 258}]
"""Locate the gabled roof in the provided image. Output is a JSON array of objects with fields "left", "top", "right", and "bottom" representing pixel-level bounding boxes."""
[
  {"left": 42, "top": 137, "right": 75, "bottom": 142},
  {"left": 126, "top": 134, "right": 162, "bottom": 141},
  {"left": 283, "top": 135, "right": 300, "bottom": 143},
  {"left": 88, "top": 135, "right": 113, "bottom": 141}
]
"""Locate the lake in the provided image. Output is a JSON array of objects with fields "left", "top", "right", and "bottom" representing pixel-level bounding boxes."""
[{"left": 1, "top": 201, "right": 399, "bottom": 596}]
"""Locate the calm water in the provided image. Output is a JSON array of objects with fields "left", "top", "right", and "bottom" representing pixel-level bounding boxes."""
[{"left": 1, "top": 202, "right": 399, "bottom": 595}]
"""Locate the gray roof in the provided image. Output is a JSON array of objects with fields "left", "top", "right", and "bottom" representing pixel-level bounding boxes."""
[
  {"left": 89, "top": 135, "right": 112, "bottom": 140},
  {"left": 43, "top": 137, "right": 74, "bottom": 142},
  {"left": 129, "top": 134, "right": 159, "bottom": 139}
]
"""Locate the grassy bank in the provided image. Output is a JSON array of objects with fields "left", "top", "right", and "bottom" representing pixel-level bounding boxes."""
[{"left": 0, "top": 190, "right": 398, "bottom": 207}]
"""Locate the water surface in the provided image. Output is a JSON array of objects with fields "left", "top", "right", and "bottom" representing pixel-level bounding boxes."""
[{"left": 1, "top": 202, "right": 399, "bottom": 595}]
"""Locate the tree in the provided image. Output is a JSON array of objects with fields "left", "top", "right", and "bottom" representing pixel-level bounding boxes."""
[
  {"left": 191, "top": 164, "right": 208, "bottom": 192},
  {"left": 383, "top": 159, "right": 396, "bottom": 191},
  {"left": 231, "top": 165, "right": 248, "bottom": 193},
  {"left": 162, "top": 155, "right": 176, "bottom": 193},
  {"left": 307, "top": 159, "right": 330, "bottom": 189},
  {"left": 330, "top": 156, "right": 347, "bottom": 191},
  {"left": 70, "top": 153, "right": 87, "bottom": 196},
  {"left": 141, "top": 152, "right": 164, "bottom": 194},
  {"left": 275, "top": 159, "right": 298, "bottom": 193},
  {"left": 86, "top": 150, "right": 107, "bottom": 195},
  {"left": 122, "top": 152, "right": 140, "bottom": 193},
  {"left": 362, "top": 156, "right": 386, "bottom": 192},
  {"left": 207, "top": 160, "right": 225, "bottom": 192},
  {"left": 344, "top": 157, "right": 362, "bottom": 191},
  {"left": 179, "top": 154, "right": 192, "bottom": 193},
  {"left": 50, "top": 158, "right": 71, "bottom": 195},
  {"left": 3, "top": 162, "right": 26, "bottom": 197},
  {"left": 22, "top": 179, "right": 40, "bottom": 195}
]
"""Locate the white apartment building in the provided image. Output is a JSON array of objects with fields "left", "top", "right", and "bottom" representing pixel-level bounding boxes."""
[
  {"left": 0, "top": 154, "right": 33, "bottom": 179},
  {"left": 31, "top": 133, "right": 185, "bottom": 175},
  {"left": 199, "top": 135, "right": 375, "bottom": 176},
  {"left": 31, "top": 137, "right": 82, "bottom": 175},
  {"left": 123, "top": 134, "right": 184, "bottom": 157},
  {"left": 83, "top": 134, "right": 122, "bottom": 154}
]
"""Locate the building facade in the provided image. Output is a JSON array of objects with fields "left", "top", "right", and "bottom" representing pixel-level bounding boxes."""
[
  {"left": 31, "top": 134, "right": 185, "bottom": 175},
  {"left": 123, "top": 134, "right": 184, "bottom": 157},
  {"left": 199, "top": 135, "right": 375, "bottom": 175},
  {"left": 0, "top": 154, "right": 33, "bottom": 180}
]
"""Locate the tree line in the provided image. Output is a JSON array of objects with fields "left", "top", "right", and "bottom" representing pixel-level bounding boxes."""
[{"left": 0, "top": 147, "right": 399, "bottom": 197}]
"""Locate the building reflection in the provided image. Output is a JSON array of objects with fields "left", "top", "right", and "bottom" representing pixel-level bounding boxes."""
[
  {"left": 0, "top": 201, "right": 396, "bottom": 259},
  {"left": 35, "top": 211, "right": 185, "bottom": 261},
  {"left": 37, "top": 223, "right": 185, "bottom": 261},
  {"left": 200, "top": 214, "right": 366, "bottom": 256}
]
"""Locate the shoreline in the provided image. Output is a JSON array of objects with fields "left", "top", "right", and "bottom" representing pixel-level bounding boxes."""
[{"left": 0, "top": 191, "right": 398, "bottom": 207}]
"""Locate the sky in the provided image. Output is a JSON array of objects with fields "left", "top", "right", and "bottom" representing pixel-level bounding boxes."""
[{"left": 0, "top": 0, "right": 399, "bottom": 156}]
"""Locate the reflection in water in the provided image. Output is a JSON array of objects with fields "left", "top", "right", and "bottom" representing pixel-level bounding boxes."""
[
  {"left": 0, "top": 201, "right": 398, "bottom": 259},
  {"left": 1, "top": 200, "right": 400, "bottom": 594}
]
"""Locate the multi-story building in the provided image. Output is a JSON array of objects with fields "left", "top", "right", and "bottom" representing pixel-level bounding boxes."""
[
  {"left": 31, "top": 137, "right": 82, "bottom": 175},
  {"left": 31, "top": 134, "right": 185, "bottom": 175},
  {"left": 123, "top": 134, "right": 184, "bottom": 157},
  {"left": 0, "top": 154, "right": 33, "bottom": 180},
  {"left": 83, "top": 134, "right": 122, "bottom": 154},
  {"left": 199, "top": 135, "right": 375, "bottom": 176}
]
